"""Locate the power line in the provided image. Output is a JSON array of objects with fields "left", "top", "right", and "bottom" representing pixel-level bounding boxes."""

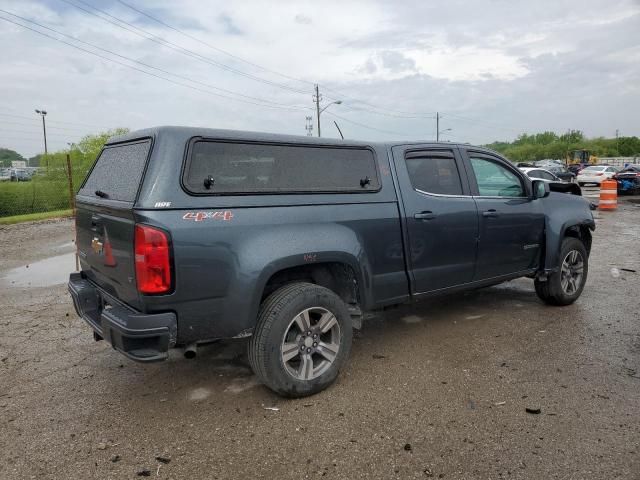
[
  {"left": 59, "top": 0, "right": 311, "bottom": 96},
  {"left": 0, "top": 112, "right": 115, "bottom": 129},
  {"left": 324, "top": 111, "right": 414, "bottom": 137},
  {"left": 335, "top": 101, "right": 436, "bottom": 119},
  {"left": 0, "top": 127, "right": 75, "bottom": 138},
  {"left": 440, "top": 112, "right": 522, "bottom": 134},
  {"left": 0, "top": 120, "right": 95, "bottom": 133},
  {"left": 1, "top": 9, "right": 309, "bottom": 110},
  {"left": 116, "top": 0, "right": 316, "bottom": 90},
  {"left": 0, "top": 14, "right": 313, "bottom": 112},
  {"left": 81, "top": 0, "right": 439, "bottom": 119},
  {"left": 321, "top": 84, "right": 437, "bottom": 117}
]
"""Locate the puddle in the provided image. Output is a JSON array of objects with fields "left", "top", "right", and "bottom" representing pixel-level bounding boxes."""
[{"left": 1, "top": 252, "right": 77, "bottom": 288}]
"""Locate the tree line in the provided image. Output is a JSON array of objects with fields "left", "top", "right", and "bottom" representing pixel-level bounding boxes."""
[{"left": 485, "top": 130, "right": 640, "bottom": 162}]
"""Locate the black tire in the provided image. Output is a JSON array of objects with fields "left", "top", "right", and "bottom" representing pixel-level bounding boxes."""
[
  {"left": 248, "top": 282, "right": 352, "bottom": 397},
  {"left": 534, "top": 237, "right": 588, "bottom": 306}
]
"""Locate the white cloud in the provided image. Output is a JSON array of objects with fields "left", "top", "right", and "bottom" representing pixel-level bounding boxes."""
[{"left": 0, "top": 0, "right": 638, "bottom": 157}]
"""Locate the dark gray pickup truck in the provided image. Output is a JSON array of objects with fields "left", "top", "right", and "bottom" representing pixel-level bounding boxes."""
[{"left": 69, "top": 126, "right": 595, "bottom": 397}]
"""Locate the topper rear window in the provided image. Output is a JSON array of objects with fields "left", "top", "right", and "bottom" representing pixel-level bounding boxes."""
[
  {"left": 183, "top": 141, "right": 380, "bottom": 194},
  {"left": 79, "top": 139, "right": 151, "bottom": 202}
]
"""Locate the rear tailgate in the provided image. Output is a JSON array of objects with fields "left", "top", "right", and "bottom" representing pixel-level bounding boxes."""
[{"left": 75, "top": 139, "right": 152, "bottom": 310}]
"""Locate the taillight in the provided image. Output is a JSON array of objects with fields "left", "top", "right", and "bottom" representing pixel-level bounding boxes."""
[
  {"left": 135, "top": 224, "right": 172, "bottom": 294},
  {"left": 595, "top": 173, "right": 603, "bottom": 176}
]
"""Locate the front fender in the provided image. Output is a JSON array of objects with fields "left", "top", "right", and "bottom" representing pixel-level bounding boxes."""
[{"left": 542, "top": 193, "right": 595, "bottom": 273}]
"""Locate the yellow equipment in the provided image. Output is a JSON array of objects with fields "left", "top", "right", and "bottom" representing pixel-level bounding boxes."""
[{"left": 567, "top": 149, "right": 598, "bottom": 165}]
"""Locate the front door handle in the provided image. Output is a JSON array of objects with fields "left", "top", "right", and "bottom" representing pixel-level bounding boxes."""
[
  {"left": 414, "top": 211, "right": 436, "bottom": 220},
  {"left": 482, "top": 209, "right": 499, "bottom": 218}
]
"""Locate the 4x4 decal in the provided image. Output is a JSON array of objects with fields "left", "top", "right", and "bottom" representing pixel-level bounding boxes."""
[{"left": 182, "top": 211, "right": 234, "bottom": 222}]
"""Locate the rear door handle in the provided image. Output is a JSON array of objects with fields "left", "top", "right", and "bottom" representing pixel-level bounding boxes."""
[
  {"left": 482, "top": 209, "right": 499, "bottom": 218},
  {"left": 414, "top": 211, "right": 436, "bottom": 220}
]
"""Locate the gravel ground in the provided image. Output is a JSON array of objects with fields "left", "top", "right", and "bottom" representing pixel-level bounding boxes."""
[{"left": 0, "top": 203, "right": 639, "bottom": 480}]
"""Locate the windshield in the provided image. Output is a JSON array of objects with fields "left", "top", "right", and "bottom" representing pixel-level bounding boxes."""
[{"left": 583, "top": 166, "right": 605, "bottom": 172}]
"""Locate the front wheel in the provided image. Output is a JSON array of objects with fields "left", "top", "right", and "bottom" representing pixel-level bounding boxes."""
[
  {"left": 534, "top": 237, "right": 588, "bottom": 306},
  {"left": 248, "top": 282, "right": 352, "bottom": 397}
]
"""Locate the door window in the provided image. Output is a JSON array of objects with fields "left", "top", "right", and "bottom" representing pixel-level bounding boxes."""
[
  {"left": 405, "top": 152, "right": 463, "bottom": 195},
  {"left": 470, "top": 157, "right": 525, "bottom": 197}
]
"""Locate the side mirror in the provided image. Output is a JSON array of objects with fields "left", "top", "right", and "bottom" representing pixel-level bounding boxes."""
[{"left": 532, "top": 179, "right": 550, "bottom": 199}]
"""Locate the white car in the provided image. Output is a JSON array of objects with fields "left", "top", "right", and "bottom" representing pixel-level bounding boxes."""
[
  {"left": 519, "top": 167, "right": 563, "bottom": 183},
  {"left": 577, "top": 165, "right": 618, "bottom": 186}
]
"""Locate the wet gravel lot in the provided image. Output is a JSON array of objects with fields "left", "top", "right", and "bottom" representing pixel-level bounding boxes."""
[{"left": 1, "top": 202, "right": 639, "bottom": 480}]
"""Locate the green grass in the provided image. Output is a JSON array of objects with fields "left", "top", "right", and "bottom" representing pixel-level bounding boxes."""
[
  {"left": 0, "top": 209, "right": 73, "bottom": 225},
  {"left": 0, "top": 179, "right": 72, "bottom": 216}
]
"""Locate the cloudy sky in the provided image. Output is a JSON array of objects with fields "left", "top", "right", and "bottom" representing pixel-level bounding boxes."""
[{"left": 0, "top": 0, "right": 638, "bottom": 157}]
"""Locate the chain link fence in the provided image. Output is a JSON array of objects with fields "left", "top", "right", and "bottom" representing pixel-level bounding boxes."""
[{"left": 0, "top": 157, "right": 86, "bottom": 218}]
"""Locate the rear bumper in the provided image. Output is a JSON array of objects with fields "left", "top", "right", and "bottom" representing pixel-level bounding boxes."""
[
  {"left": 577, "top": 177, "right": 603, "bottom": 184},
  {"left": 68, "top": 272, "right": 177, "bottom": 362}
]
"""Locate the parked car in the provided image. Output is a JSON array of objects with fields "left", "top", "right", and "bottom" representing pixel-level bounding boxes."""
[
  {"left": 0, "top": 168, "right": 11, "bottom": 181},
  {"left": 68, "top": 127, "right": 595, "bottom": 397},
  {"left": 520, "top": 167, "right": 564, "bottom": 183},
  {"left": 544, "top": 165, "right": 576, "bottom": 183},
  {"left": 613, "top": 164, "right": 640, "bottom": 195},
  {"left": 10, "top": 168, "right": 31, "bottom": 182},
  {"left": 577, "top": 165, "right": 618, "bottom": 186},
  {"left": 568, "top": 164, "right": 588, "bottom": 175}
]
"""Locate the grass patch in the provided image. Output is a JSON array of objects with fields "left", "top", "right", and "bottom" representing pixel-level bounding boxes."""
[
  {"left": 0, "top": 179, "right": 73, "bottom": 217},
  {"left": 0, "top": 209, "right": 73, "bottom": 225}
]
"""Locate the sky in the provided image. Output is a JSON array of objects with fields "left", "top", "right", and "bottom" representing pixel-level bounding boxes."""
[{"left": 0, "top": 0, "right": 639, "bottom": 158}]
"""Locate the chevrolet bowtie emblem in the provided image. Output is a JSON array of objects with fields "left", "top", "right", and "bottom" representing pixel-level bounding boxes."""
[{"left": 91, "top": 237, "right": 104, "bottom": 255}]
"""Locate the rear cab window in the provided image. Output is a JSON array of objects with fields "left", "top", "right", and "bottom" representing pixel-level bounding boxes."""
[
  {"left": 182, "top": 140, "right": 380, "bottom": 194},
  {"left": 79, "top": 139, "right": 152, "bottom": 203},
  {"left": 404, "top": 151, "right": 463, "bottom": 195}
]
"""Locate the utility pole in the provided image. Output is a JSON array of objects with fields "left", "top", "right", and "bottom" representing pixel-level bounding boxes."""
[
  {"left": 436, "top": 112, "right": 440, "bottom": 142},
  {"left": 616, "top": 129, "right": 619, "bottom": 154},
  {"left": 312, "top": 85, "right": 342, "bottom": 138},
  {"left": 35, "top": 109, "right": 48, "bottom": 170},
  {"left": 305, "top": 116, "right": 313, "bottom": 136},
  {"left": 314, "top": 84, "right": 322, "bottom": 137}
]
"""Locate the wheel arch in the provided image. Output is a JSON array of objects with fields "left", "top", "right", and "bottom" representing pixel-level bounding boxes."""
[
  {"left": 247, "top": 254, "right": 371, "bottom": 334},
  {"left": 543, "top": 219, "right": 594, "bottom": 273}
]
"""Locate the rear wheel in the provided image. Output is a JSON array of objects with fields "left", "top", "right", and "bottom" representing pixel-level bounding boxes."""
[
  {"left": 248, "top": 282, "right": 352, "bottom": 397},
  {"left": 535, "top": 237, "right": 588, "bottom": 306}
]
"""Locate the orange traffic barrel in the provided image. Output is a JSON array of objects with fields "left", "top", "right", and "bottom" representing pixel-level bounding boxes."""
[{"left": 599, "top": 179, "right": 617, "bottom": 210}]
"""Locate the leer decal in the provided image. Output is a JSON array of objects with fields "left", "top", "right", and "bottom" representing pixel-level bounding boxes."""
[{"left": 183, "top": 211, "right": 234, "bottom": 222}]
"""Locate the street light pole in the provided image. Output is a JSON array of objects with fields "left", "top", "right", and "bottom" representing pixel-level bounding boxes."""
[
  {"left": 35, "top": 109, "right": 48, "bottom": 169},
  {"left": 313, "top": 84, "right": 342, "bottom": 137},
  {"left": 35, "top": 109, "right": 48, "bottom": 154},
  {"left": 436, "top": 112, "right": 451, "bottom": 141},
  {"left": 314, "top": 84, "right": 322, "bottom": 138}
]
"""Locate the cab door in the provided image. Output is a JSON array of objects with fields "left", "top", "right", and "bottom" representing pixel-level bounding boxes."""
[
  {"left": 461, "top": 149, "right": 545, "bottom": 280},
  {"left": 392, "top": 146, "right": 478, "bottom": 294}
]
